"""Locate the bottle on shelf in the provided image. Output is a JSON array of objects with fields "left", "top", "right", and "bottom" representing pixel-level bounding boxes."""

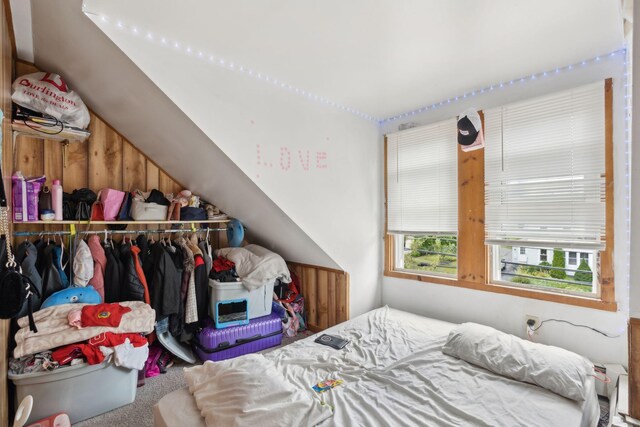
[{"left": 51, "top": 179, "right": 63, "bottom": 221}]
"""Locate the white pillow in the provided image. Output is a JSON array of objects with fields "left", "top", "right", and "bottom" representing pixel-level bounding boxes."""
[{"left": 442, "top": 322, "right": 594, "bottom": 401}]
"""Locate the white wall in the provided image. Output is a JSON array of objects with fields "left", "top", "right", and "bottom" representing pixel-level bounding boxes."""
[
  {"left": 81, "top": 1, "right": 383, "bottom": 317},
  {"left": 382, "top": 56, "right": 630, "bottom": 364},
  {"left": 630, "top": 1, "right": 640, "bottom": 319}
]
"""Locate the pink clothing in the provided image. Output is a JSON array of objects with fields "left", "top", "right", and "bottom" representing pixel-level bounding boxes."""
[
  {"left": 87, "top": 235, "right": 106, "bottom": 300},
  {"left": 68, "top": 309, "right": 82, "bottom": 329}
]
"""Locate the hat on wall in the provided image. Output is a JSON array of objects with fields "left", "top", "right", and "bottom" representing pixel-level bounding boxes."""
[{"left": 457, "top": 108, "right": 485, "bottom": 152}]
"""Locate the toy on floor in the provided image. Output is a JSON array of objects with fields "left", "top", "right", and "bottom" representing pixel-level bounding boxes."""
[
  {"left": 13, "top": 395, "right": 71, "bottom": 427},
  {"left": 312, "top": 379, "right": 344, "bottom": 393}
]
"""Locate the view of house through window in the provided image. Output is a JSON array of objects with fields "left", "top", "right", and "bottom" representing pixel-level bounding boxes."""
[
  {"left": 492, "top": 246, "right": 597, "bottom": 294},
  {"left": 397, "top": 235, "right": 458, "bottom": 277}
]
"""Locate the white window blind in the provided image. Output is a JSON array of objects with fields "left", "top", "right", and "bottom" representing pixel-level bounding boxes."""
[
  {"left": 484, "top": 81, "right": 606, "bottom": 250},
  {"left": 386, "top": 119, "right": 458, "bottom": 234}
]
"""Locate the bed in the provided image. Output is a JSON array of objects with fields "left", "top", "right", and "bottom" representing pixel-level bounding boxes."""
[{"left": 154, "top": 306, "right": 600, "bottom": 427}]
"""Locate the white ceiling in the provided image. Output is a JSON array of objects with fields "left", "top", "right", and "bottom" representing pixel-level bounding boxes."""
[{"left": 79, "top": 0, "right": 624, "bottom": 121}]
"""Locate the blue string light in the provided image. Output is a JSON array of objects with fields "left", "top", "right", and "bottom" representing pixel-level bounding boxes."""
[
  {"left": 379, "top": 48, "right": 626, "bottom": 124},
  {"left": 89, "top": 11, "right": 626, "bottom": 131},
  {"left": 89, "top": 13, "right": 378, "bottom": 122}
]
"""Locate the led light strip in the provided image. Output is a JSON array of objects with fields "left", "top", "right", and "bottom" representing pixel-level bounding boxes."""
[
  {"left": 623, "top": 45, "right": 632, "bottom": 318},
  {"left": 84, "top": 12, "right": 379, "bottom": 122},
  {"left": 380, "top": 48, "right": 627, "bottom": 124}
]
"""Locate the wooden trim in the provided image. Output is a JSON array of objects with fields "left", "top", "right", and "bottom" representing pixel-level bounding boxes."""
[
  {"left": 457, "top": 111, "right": 487, "bottom": 283},
  {"left": 287, "top": 261, "right": 350, "bottom": 331},
  {"left": 600, "top": 78, "right": 615, "bottom": 303},
  {"left": 2, "top": 0, "right": 15, "bottom": 58},
  {"left": 384, "top": 270, "right": 617, "bottom": 311},
  {"left": 383, "top": 82, "right": 617, "bottom": 311},
  {"left": 629, "top": 318, "right": 640, "bottom": 419}
]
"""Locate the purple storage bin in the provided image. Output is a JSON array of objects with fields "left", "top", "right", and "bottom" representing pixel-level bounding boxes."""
[{"left": 194, "top": 312, "right": 283, "bottom": 362}]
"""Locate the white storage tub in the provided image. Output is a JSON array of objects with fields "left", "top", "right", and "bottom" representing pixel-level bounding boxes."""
[
  {"left": 9, "top": 360, "right": 137, "bottom": 424},
  {"left": 209, "top": 279, "right": 275, "bottom": 320}
]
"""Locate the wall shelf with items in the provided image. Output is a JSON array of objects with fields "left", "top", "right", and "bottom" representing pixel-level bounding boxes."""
[
  {"left": 11, "top": 219, "right": 230, "bottom": 226},
  {"left": 11, "top": 123, "right": 90, "bottom": 169}
]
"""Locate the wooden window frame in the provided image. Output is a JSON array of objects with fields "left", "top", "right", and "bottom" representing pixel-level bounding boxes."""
[{"left": 384, "top": 79, "right": 617, "bottom": 312}]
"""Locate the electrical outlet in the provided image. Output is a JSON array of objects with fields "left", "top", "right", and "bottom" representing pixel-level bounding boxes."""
[{"left": 525, "top": 315, "right": 540, "bottom": 335}]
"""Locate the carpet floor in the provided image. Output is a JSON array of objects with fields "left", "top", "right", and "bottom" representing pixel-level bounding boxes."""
[{"left": 73, "top": 331, "right": 313, "bottom": 427}]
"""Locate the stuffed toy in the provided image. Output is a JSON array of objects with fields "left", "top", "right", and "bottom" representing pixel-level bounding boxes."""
[{"left": 40, "top": 285, "right": 102, "bottom": 309}]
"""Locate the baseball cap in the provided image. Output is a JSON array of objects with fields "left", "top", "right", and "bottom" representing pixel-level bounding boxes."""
[{"left": 457, "top": 109, "right": 485, "bottom": 152}]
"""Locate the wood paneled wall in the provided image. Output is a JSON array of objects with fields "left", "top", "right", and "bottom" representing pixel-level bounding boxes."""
[
  {"left": 630, "top": 318, "right": 640, "bottom": 419},
  {"left": 0, "top": 0, "right": 11, "bottom": 424},
  {"left": 12, "top": 61, "right": 184, "bottom": 200},
  {"left": 287, "top": 262, "right": 349, "bottom": 332}
]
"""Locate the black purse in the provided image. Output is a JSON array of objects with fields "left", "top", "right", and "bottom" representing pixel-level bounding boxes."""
[{"left": 0, "top": 169, "right": 40, "bottom": 332}]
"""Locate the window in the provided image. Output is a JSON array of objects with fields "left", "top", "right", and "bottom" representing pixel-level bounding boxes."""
[
  {"left": 385, "top": 79, "right": 615, "bottom": 311},
  {"left": 386, "top": 119, "right": 458, "bottom": 277},
  {"left": 484, "top": 81, "right": 606, "bottom": 297},
  {"left": 540, "top": 249, "right": 547, "bottom": 262},
  {"left": 493, "top": 246, "right": 596, "bottom": 294}
]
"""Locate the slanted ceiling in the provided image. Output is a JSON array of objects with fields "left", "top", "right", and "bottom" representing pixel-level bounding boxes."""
[
  {"left": 84, "top": 0, "right": 623, "bottom": 121},
  {"left": 17, "top": 0, "right": 340, "bottom": 269}
]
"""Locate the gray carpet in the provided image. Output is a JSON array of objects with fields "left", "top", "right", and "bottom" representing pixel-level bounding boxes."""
[{"left": 74, "top": 331, "right": 313, "bottom": 427}]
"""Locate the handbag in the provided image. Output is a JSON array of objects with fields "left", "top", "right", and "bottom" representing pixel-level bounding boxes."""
[
  {"left": 0, "top": 179, "right": 40, "bottom": 332},
  {"left": 70, "top": 188, "right": 97, "bottom": 220},
  {"left": 97, "top": 188, "right": 126, "bottom": 221},
  {"left": 130, "top": 199, "right": 168, "bottom": 221},
  {"left": 118, "top": 192, "right": 133, "bottom": 220}
]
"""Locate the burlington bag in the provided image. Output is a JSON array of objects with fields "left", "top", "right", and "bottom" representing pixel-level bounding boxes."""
[
  {"left": 0, "top": 170, "right": 40, "bottom": 332},
  {"left": 11, "top": 72, "right": 90, "bottom": 129},
  {"left": 130, "top": 199, "right": 168, "bottom": 221}
]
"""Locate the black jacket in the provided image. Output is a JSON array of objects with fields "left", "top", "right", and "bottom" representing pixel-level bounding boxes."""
[
  {"left": 150, "top": 243, "right": 183, "bottom": 318},
  {"left": 103, "top": 243, "right": 123, "bottom": 303},
  {"left": 41, "top": 243, "right": 64, "bottom": 300},
  {"left": 119, "top": 244, "right": 145, "bottom": 302},
  {"left": 15, "top": 241, "right": 43, "bottom": 316}
]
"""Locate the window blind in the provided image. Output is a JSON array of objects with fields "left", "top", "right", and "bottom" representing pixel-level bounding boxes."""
[
  {"left": 386, "top": 119, "right": 458, "bottom": 234},
  {"left": 484, "top": 81, "right": 606, "bottom": 250}
]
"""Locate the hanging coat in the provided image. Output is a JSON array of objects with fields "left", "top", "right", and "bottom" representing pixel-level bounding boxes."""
[
  {"left": 41, "top": 243, "right": 64, "bottom": 300},
  {"left": 150, "top": 243, "right": 183, "bottom": 318},
  {"left": 51, "top": 245, "right": 69, "bottom": 288},
  {"left": 120, "top": 245, "right": 149, "bottom": 303},
  {"left": 103, "top": 243, "right": 123, "bottom": 303},
  {"left": 15, "top": 241, "right": 43, "bottom": 316},
  {"left": 73, "top": 240, "right": 94, "bottom": 287},
  {"left": 87, "top": 235, "right": 106, "bottom": 301}
]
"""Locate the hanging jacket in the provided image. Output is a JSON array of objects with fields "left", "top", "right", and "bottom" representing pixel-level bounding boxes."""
[
  {"left": 87, "top": 235, "right": 106, "bottom": 301},
  {"left": 51, "top": 245, "right": 69, "bottom": 288},
  {"left": 150, "top": 243, "right": 183, "bottom": 318},
  {"left": 15, "top": 241, "right": 43, "bottom": 316},
  {"left": 73, "top": 240, "right": 94, "bottom": 287},
  {"left": 131, "top": 245, "right": 150, "bottom": 305},
  {"left": 120, "top": 245, "right": 146, "bottom": 303},
  {"left": 41, "top": 243, "right": 64, "bottom": 300},
  {"left": 135, "top": 235, "right": 154, "bottom": 287},
  {"left": 175, "top": 237, "right": 197, "bottom": 324},
  {"left": 103, "top": 243, "right": 122, "bottom": 303},
  {"left": 194, "top": 254, "right": 208, "bottom": 322},
  {"left": 198, "top": 240, "right": 212, "bottom": 275},
  {"left": 33, "top": 238, "right": 47, "bottom": 277}
]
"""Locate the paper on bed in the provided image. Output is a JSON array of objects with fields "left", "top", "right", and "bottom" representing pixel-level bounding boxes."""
[{"left": 184, "top": 354, "right": 332, "bottom": 427}]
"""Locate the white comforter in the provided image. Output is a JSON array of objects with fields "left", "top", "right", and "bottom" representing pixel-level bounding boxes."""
[{"left": 184, "top": 307, "right": 598, "bottom": 427}]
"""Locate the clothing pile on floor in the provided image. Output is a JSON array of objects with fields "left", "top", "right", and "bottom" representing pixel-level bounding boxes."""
[{"left": 10, "top": 301, "right": 155, "bottom": 374}]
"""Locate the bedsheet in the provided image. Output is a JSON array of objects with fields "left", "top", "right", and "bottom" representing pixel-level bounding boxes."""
[{"left": 158, "top": 307, "right": 599, "bottom": 427}]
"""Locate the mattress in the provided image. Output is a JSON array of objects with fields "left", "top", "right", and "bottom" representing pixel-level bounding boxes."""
[{"left": 154, "top": 307, "right": 600, "bottom": 427}]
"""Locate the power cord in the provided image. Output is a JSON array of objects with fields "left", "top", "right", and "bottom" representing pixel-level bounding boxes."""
[{"left": 531, "top": 318, "right": 623, "bottom": 338}]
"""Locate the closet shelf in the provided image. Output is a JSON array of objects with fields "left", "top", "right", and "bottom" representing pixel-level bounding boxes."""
[{"left": 12, "top": 219, "right": 231, "bottom": 226}]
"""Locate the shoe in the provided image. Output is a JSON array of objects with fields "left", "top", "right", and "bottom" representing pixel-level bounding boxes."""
[{"left": 156, "top": 350, "right": 174, "bottom": 374}]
